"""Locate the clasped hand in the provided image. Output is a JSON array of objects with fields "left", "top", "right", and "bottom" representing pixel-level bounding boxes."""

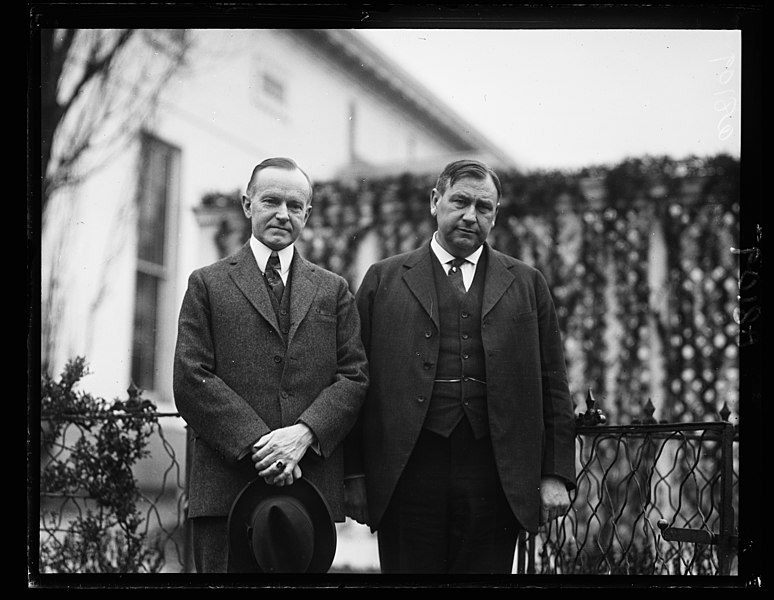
[{"left": 251, "top": 423, "right": 314, "bottom": 487}]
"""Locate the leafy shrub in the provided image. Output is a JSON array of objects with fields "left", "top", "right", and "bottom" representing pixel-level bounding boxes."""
[{"left": 40, "top": 357, "right": 164, "bottom": 573}]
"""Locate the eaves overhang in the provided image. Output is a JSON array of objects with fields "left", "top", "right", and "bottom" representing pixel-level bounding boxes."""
[{"left": 289, "top": 29, "right": 517, "bottom": 170}]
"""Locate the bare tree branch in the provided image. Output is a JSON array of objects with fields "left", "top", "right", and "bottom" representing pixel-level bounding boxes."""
[
  {"left": 41, "top": 29, "right": 189, "bottom": 215},
  {"left": 39, "top": 27, "right": 189, "bottom": 370},
  {"left": 58, "top": 29, "right": 134, "bottom": 118}
]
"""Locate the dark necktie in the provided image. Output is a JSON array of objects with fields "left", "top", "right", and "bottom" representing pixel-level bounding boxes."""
[
  {"left": 447, "top": 257, "right": 467, "bottom": 294},
  {"left": 265, "top": 251, "right": 285, "bottom": 302}
]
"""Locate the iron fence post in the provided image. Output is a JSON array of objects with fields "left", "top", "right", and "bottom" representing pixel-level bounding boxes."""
[
  {"left": 183, "top": 425, "right": 194, "bottom": 573},
  {"left": 516, "top": 530, "right": 527, "bottom": 574},
  {"left": 717, "top": 422, "right": 736, "bottom": 575}
]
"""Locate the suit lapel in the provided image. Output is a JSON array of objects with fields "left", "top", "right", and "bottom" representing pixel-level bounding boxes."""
[
  {"left": 402, "top": 245, "right": 440, "bottom": 329},
  {"left": 482, "top": 244, "right": 516, "bottom": 318},
  {"left": 287, "top": 250, "right": 319, "bottom": 344},
  {"left": 229, "top": 242, "right": 281, "bottom": 332}
]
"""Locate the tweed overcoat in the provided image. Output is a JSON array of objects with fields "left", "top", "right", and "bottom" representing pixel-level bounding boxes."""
[
  {"left": 173, "top": 242, "right": 368, "bottom": 521},
  {"left": 352, "top": 242, "right": 576, "bottom": 534}
]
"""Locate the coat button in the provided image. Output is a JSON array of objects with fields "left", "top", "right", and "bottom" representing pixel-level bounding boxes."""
[
  {"left": 274, "top": 355, "right": 283, "bottom": 363},
  {"left": 280, "top": 391, "right": 288, "bottom": 399},
  {"left": 416, "top": 396, "right": 426, "bottom": 403},
  {"left": 461, "top": 311, "right": 470, "bottom": 319},
  {"left": 424, "top": 330, "right": 432, "bottom": 338}
]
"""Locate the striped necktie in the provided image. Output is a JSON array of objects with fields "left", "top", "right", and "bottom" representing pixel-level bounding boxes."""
[
  {"left": 447, "top": 257, "right": 467, "bottom": 294},
  {"left": 265, "top": 251, "right": 284, "bottom": 302}
]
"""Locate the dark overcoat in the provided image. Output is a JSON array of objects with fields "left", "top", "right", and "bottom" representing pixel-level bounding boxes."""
[
  {"left": 173, "top": 242, "right": 368, "bottom": 521},
  {"left": 353, "top": 242, "right": 576, "bottom": 534}
]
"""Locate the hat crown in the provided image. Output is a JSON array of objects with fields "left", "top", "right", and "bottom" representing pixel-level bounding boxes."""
[
  {"left": 228, "top": 477, "right": 336, "bottom": 573},
  {"left": 250, "top": 497, "right": 314, "bottom": 573}
]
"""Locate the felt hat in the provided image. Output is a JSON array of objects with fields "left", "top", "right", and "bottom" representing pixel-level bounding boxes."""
[{"left": 227, "top": 477, "right": 336, "bottom": 573}]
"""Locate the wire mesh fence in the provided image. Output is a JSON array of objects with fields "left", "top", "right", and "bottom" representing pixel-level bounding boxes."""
[
  {"left": 517, "top": 418, "right": 738, "bottom": 576},
  {"left": 38, "top": 372, "right": 191, "bottom": 574},
  {"left": 38, "top": 409, "right": 738, "bottom": 575}
]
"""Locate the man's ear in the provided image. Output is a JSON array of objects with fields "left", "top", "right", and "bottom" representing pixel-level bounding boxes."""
[
  {"left": 241, "top": 195, "right": 251, "bottom": 218},
  {"left": 430, "top": 189, "right": 440, "bottom": 216}
]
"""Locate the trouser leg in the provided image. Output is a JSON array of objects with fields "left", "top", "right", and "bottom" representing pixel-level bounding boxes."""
[
  {"left": 191, "top": 516, "right": 229, "bottom": 574},
  {"left": 377, "top": 420, "right": 520, "bottom": 574},
  {"left": 377, "top": 428, "right": 450, "bottom": 573},
  {"left": 447, "top": 420, "right": 520, "bottom": 574}
]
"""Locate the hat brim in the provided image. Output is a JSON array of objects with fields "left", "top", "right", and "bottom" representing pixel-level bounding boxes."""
[{"left": 228, "top": 477, "right": 336, "bottom": 573}]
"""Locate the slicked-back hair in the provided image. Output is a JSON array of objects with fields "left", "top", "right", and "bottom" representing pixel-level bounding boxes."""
[
  {"left": 434, "top": 159, "right": 502, "bottom": 201},
  {"left": 245, "top": 157, "right": 314, "bottom": 203}
]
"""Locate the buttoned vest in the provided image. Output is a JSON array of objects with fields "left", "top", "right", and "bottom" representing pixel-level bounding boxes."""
[{"left": 423, "top": 251, "right": 489, "bottom": 439}]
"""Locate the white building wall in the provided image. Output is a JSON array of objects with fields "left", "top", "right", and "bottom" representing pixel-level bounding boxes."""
[
  {"left": 41, "top": 147, "right": 140, "bottom": 402},
  {"left": 152, "top": 28, "right": 454, "bottom": 206}
]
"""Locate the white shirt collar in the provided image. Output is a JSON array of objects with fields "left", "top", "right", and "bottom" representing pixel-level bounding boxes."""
[
  {"left": 249, "top": 236, "right": 294, "bottom": 277},
  {"left": 430, "top": 231, "right": 484, "bottom": 268}
]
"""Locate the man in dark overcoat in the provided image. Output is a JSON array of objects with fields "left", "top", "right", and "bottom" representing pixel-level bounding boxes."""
[
  {"left": 174, "top": 157, "right": 368, "bottom": 573},
  {"left": 346, "top": 159, "right": 576, "bottom": 574}
]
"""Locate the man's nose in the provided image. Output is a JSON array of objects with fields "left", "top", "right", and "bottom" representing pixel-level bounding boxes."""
[
  {"left": 461, "top": 204, "right": 477, "bottom": 222},
  {"left": 275, "top": 202, "right": 289, "bottom": 220}
]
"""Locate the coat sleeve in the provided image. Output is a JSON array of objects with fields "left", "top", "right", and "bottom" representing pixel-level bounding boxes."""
[
  {"left": 534, "top": 269, "right": 577, "bottom": 490},
  {"left": 172, "top": 270, "right": 272, "bottom": 464},
  {"left": 295, "top": 276, "right": 369, "bottom": 460}
]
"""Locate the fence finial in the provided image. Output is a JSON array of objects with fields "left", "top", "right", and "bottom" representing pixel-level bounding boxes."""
[
  {"left": 633, "top": 398, "right": 659, "bottom": 425},
  {"left": 576, "top": 388, "right": 607, "bottom": 426},
  {"left": 127, "top": 380, "right": 141, "bottom": 399}
]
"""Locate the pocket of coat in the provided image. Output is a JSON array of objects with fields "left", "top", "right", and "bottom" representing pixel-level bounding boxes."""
[
  {"left": 312, "top": 308, "right": 337, "bottom": 323},
  {"left": 513, "top": 309, "right": 537, "bottom": 324}
]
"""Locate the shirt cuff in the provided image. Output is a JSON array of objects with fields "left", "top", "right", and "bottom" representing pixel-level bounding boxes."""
[{"left": 296, "top": 419, "right": 320, "bottom": 455}]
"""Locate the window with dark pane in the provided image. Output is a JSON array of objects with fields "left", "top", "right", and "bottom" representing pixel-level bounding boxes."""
[{"left": 131, "top": 132, "right": 178, "bottom": 390}]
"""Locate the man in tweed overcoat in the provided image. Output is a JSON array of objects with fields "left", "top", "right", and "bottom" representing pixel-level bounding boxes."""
[{"left": 173, "top": 157, "right": 368, "bottom": 573}]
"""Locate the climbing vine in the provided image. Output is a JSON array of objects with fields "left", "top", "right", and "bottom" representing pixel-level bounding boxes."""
[{"left": 202, "top": 154, "right": 741, "bottom": 423}]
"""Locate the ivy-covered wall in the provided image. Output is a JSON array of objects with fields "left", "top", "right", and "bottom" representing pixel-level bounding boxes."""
[{"left": 201, "top": 154, "right": 740, "bottom": 424}]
